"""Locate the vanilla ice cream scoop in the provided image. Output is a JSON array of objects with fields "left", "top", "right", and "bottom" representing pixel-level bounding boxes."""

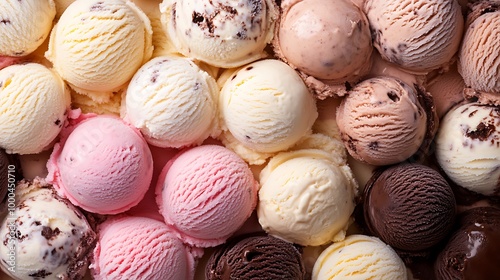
[
  {"left": 219, "top": 59, "right": 318, "bottom": 165},
  {"left": 274, "top": 0, "right": 372, "bottom": 98},
  {"left": 312, "top": 235, "right": 407, "bottom": 280},
  {"left": 124, "top": 55, "right": 220, "bottom": 148},
  {"left": 160, "top": 0, "right": 278, "bottom": 68},
  {"left": 257, "top": 149, "right": 357, "bottom": 246},
  {"left": 0, "top": 0, "right": 56, "bottom": 56},
  {"left": 336, "top": 76, "right": 428, "bottom": 166},
  {"left": 365, "top": 0, "right": 464, "bottom": 73},
  {"left": 459, "top": 1, "right": 500, "bottom": 104},
  {"left": 0, "top": 63, "right": 70, "bottom": 155},
  {"left": 436, "top": 102, "right": 500, "bottom": 196},
  {"left": 46, "top": 0, "right": 153, "bottom": 102}
]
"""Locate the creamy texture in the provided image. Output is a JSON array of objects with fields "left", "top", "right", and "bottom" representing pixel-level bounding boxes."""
[
  {"left": 160, "top": 0, "right": 278, "bottom": 68},
  {"left": 276, "top": 0, "right": 372, "bottom": 82},
  {"left": 364, "top": 164, "right": 456, "bottom": 252},
  {"left": 312, "top": 235, "right": 407, "bottom": 280},
  {"left": 47, "top": 115, "right": 153, "bottom": 214},
  {"left": 426, "top": 63, "right": 465, "bottom": 118},
  {"left": 0, "top": 179, "right": 96, "bottom": 280},
  {"left": 206, "top": 235, "right": 305, "bottom": 280},
  {"left": 436, "top": 103, "right": 500, "bottom": 196},
  {"left": 46, "top": 0, "right": 153, "bottom": 101},
  {"left": 459, "top": 2, "right": 500, "bottom": 97},
  {"left": 91, "top": 216, "right": 197, "bottom": 280},
  {"left": 365, "top": 0, "right": 464, "bottom": 73},
  {"left": 258, "top": 149, "right": 356, "bottom": 246},
  {"left": 219, "top": 59, "right": 318, "bottom": 165},
  {"left": 124, "top": 55, "right": 220, "bottom": 148},
  {"left": 0, "top": 0, "right": 56, "bottom": 56},
  {"left": 0, "top": 63, "right": 70, "bottom": 155},
  {"left": 336, "top": 77, "right": 427, "bottom": 165},
  {"left": 156, "top": 145, "right": 259, "bottom": 247}
]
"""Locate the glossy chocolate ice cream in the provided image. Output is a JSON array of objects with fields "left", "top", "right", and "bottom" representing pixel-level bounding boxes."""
[
  {"left": 435, "top": 207, "right": 500, "bottom": 279},
  {"left": 363, "top": 163, "right": 456, "bottom": 252},
  {"left": 206, "top": 235, "right": 305, "bottom": 280}
]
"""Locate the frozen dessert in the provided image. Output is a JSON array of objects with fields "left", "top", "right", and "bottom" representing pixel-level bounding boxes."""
[
  {"left": 257, "top": 148, "right": 357, "bottom": 246},
  {"left": 206, "top": 235, "right": 306, "bottom": 280},
  {"left": 366, "top": 52, "right": 426, "bottom": 89},
  {"left": 71, "top": 90, "right": 123, "bottom": 116},
  {"left": 219, "top": 59, "right": 318, "bottom": 165},
  {"left": 160, "top": 0, "right": 278, "bottom": 68},
  {"left": 426, "top": 63, "right": 465, "bottom": 118},
  {"left": 435, "top": 102, "right": 500, "bottom": 196},
  {"left": 0, "top": 0, "right": 56, "bottom": 57},
  {"left": 363, "top": 163, "right": 456, "bottom": 253},
  {"left": 0, "top": 63, "right": 70, "bottom": 155},
  {"left": 91, "top": 216, "right": 198, "bottom": 280},
  {"left": 336, "top": 77, "right": 428, "bottom": 166},
  {"left": 435, "top": 207, "right": 500, "bottom": 279},
  {"left": 274, "top": 0, "right": 372, "bottom": 98},
  {"left": 364, "top": 0, "right": 464, "bottom": 73},
  {"left": 47, "top": 114, "right": 153, "bottom": 215},
  {"left": 0, "top": 150, "right": 10, "bottom": 201},
  {"left": 458, "top": 1, "right": 500, "bottom": 105},
  {"left": 124, "top": 55, "right": 220, "bottom": 148},
  {"left": 0, "top": 178, "right": 96, "bottom": 280},
  {"left": 156, "top": 145, "right": 259, "bottom": 247},
  {"left": 46, "top": 0, "right": 153, "bottom": 102},
  {"left": 312, "top": 235, "right": 407, "bottom": 280}
]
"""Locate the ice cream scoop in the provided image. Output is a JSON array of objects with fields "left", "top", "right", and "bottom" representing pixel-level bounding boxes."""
[
  {"left": 312, "top": 235, "right": 407, "bottom": 280},
  {"left": 426, "top": 63, "right": 465, "bottom": 118},
  {"left": 46, "top": 0, "right": 153, "bottom": 102},
  {"left": 0, "top": 0, "right": 56, "bottom": 57},
  {"left": 0, "top": 178, "right": 96, "bottom": 280},
  {"left": 458, "top": 1, "right": 500, "bottom": 105},
  {"left": 365, "top": 0, "right": 464, "bottom": 73},
  {"left": 155, "top": 145, "right": 259, "bottom": 247},
  {"left": 257, "top": 148, "right": 357, "bottom": 246},
  {"left": 336, "top": 76, "right": 428, "bottom": 166},
  {"left": 363, "top": 163, "right": 456, "bottom": 252},
  {"left": 91, "top": 216, "right": 198, "bottom": 280},
  {"left": 47, "top": 114, "right": 153, "bottom": 215},
  {"left": 219, "top": 59, "right": 318, "bottom": 165},
  {"left": 124, "top": 55, "right": 220, "bottom": 148},
  {"left": 435, "top": 207, "right": 500, "bottom": 280},
  {"left": 435, "top": 102, "right": 500, "bottom": 196},
  {"left": 274, "top": 0, "right": 372, "bottom": 98},
  {"left": 206, "top": 235, "right": 306, "bottom": 280},
  {"left": 160, "top": 0, "right": 278, "bottom": 68},
  {"left": 0, "top": 63, "right": 70, "bottom": 155}
]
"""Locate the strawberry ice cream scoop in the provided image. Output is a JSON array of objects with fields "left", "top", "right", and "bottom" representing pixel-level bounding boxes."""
[
  {"left": 156, "top": 145, "right": 259, "bottom": 247},
  {"left": 47, "top": 114, "right": 153, "bottom": 214},
  {"left": 91, "top": 216, "right": 199, "bottom": 280}
]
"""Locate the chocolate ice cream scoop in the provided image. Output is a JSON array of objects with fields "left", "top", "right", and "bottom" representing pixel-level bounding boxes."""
[
  {"left": 363, "top": 163, "right": 456, "bottom": 252},
  {"left": 0, "top": 150, "right": 9, "bottom": 202},
  {"left": 206, "top": 235, "right": 305, "bottom": 280},
  {"left": 435, "top": 207, "right": 500, "bottom": 279}
]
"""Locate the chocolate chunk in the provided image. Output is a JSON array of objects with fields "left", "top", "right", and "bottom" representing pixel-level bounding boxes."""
[
  {"left": 29, "top": 270, "right": 52, "bottom": 278},
  {"left": 466, "top": 122, "right": 495, "bottom": 141},
  {"left": 41, "top": 226, "right": 61, "bottom": 240}
]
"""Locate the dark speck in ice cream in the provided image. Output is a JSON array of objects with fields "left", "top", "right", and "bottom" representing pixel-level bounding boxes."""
[
  {"left": 90, "top": 2, "right": 104, "bottom": 12},
  {"left": 387, "top": 91, "right": 400, "bottom": 102},
  {"left": 368, "top": 141, "right": 379, "bottom": 150},
  {"left": 246, "top": 66, "right": 253, "bottom": 71},
  {"left": 0, "top": 19, "right": 11, "bottom": 24},
  {"left": 466, "top": 123, "right": 495, "bottom": 141},
  {"left": 41, "top": 226, "right": 61, "bottom": 240},
  {"left": 29, "top": 270, "right": 52, "bottom": 278}
]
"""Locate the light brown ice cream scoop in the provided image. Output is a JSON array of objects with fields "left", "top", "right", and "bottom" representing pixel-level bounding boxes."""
[
  {"left": 459, "top": 1, "right": 500, "bottom": 105},
  {"left": 365, "top": 0, "right": 464, "bottom": 74},
  {"left": 273, "top": 0, "right": 372, "bottom": 99},
  {"left": 336, "top": 76, "right": 435, "bottom": 166}
]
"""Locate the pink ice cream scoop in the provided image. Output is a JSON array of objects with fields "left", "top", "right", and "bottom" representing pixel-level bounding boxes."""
[
  {"left": 91, "top": 216, "right": 199, "bottom": 280},
  {"left": 156, "top": 144, "right": 259, "bottom": 247},
  {"left": 47, "top": 114, "right": 153, "bottom": 214}
]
